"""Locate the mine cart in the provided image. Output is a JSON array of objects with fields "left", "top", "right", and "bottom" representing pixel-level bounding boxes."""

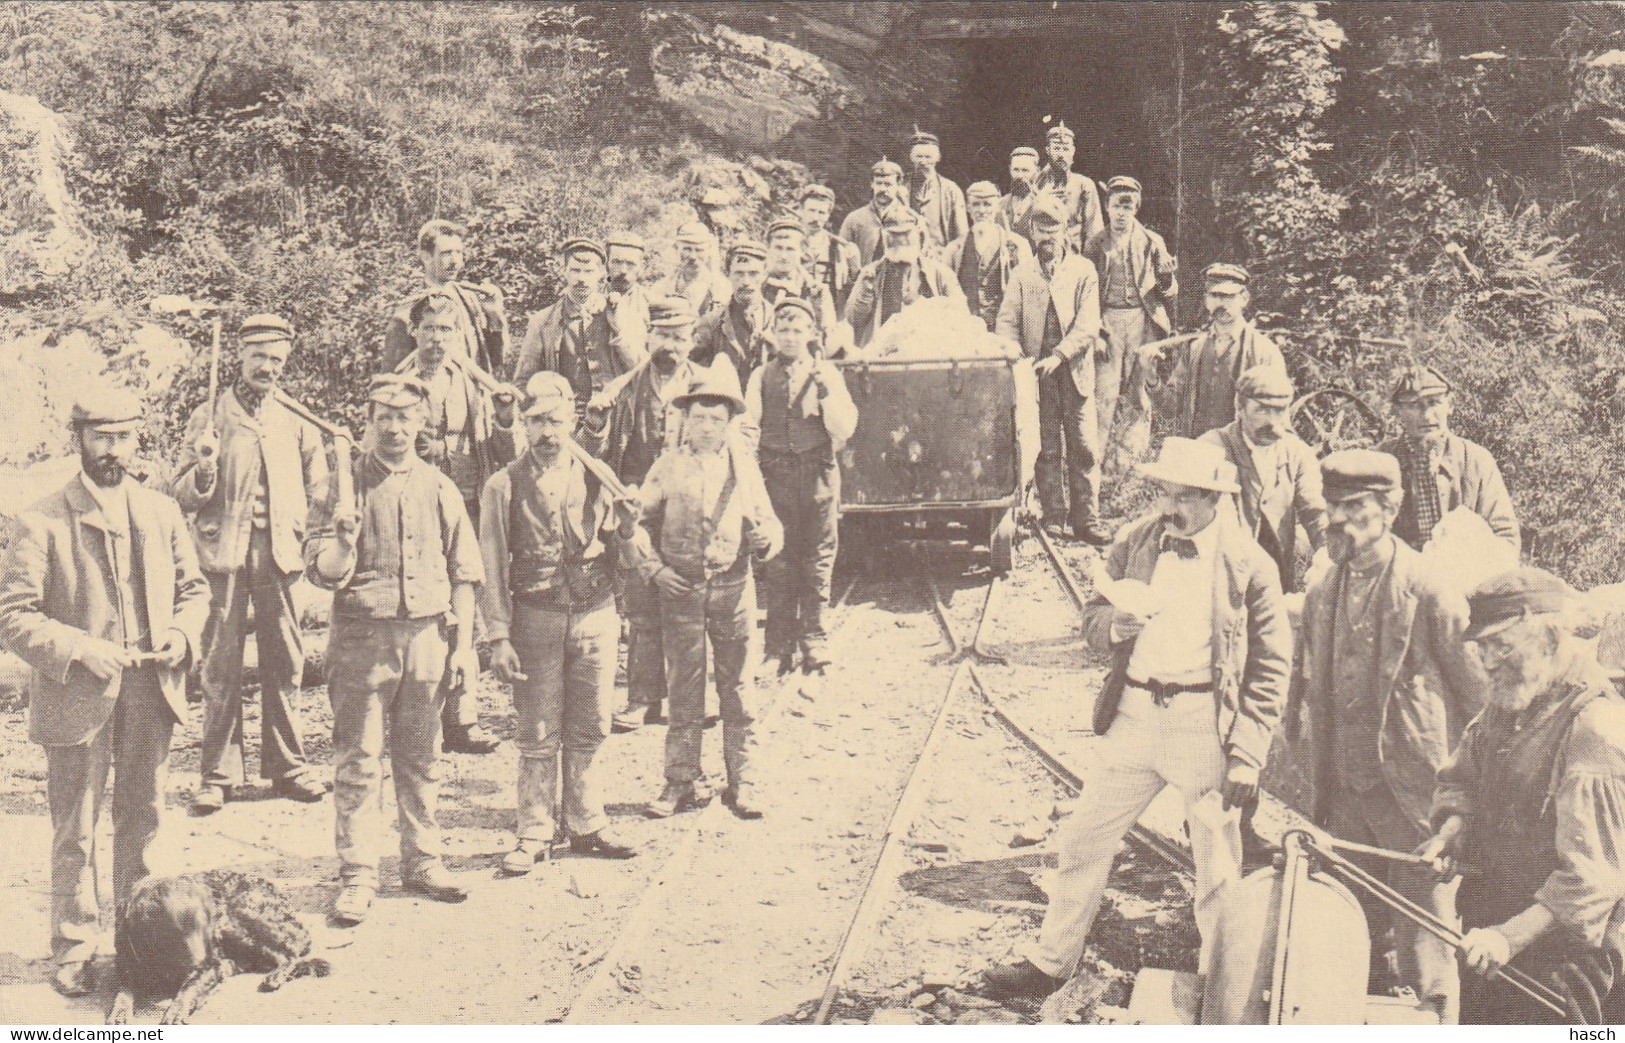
[{"left": 836, "top": 356, "right": 1036, "bottom": 574}]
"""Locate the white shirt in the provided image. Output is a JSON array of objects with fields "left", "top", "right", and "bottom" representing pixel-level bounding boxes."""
[
  {"left": 1125, "top": 518, "right": 1218, "bottom": 686},
  {"left": 80, "top": 472, "right": 131, "bottom": 532}
]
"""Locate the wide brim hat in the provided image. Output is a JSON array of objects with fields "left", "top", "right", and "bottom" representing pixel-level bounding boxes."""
[
  {"left": 672, "top": 357, "right": 746, "bottom": 415},
  {"left": 1136, "top": 436, "right": 1241, "bottom": 494}
]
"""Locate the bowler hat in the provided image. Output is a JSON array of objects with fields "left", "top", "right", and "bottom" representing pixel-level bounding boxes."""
[
  {"left": 1136, "top": 436, "right": 1240, "bottom": 494},
  {"left": 1466, "top": 567, "right": 1575, "bottom": 640},
  {"left": 1390, "top": 364, "right": 1453, "bottom": 403},
  {"left": 71, "top": 386, "right": 143, "bottom": 432},
  {"left": 648, "top": 296, "right": 697, "bottom": 328},
  {"left": 522, "top": 371, "right": 576, "bottom": 418},
  {"left": 1320, "top": 449, "right": 1401, "bottom": 502},
  {"left": 240, "top": 313, "right": 295, "bottom": 345},
  {"left": 1235, "top": 365, "right": 1295, "bottom": 405},
  {"left": 672, "top": 357, "right": 746, "bottom": 416}
]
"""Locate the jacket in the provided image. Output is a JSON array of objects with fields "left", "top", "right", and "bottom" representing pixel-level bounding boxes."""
[
  {"left": 1033, "top": 167, "right": 1105, "bottom": 251},
  {"left": 0, "top": 477, "right": 210, "bottom": 745},
  {"left": 838, "top": 200, "right": 925, "bottom": 265},
  {"left": 908, "top": 171, "right": 968, "bottom": 250},
  {"left": 1201, "top": 421, "right": 1326, "bottom": 590},
  {"left": 1083, "top": 221, "right": 1178, "bottom": 337},
  {"left": 383, "top": 280, "right": 507, "bottom": 377},
  {"left": 582, "top": 358, "right": 699, "bottom": 486},
  {"left": 171, "top": 387, "right": 330, "bottom": 576},
  {"left": 1085, "top": 510, "right": 1292, "bottom": 768},
  {"left": 399, "top": 352, "right": 523, "bottom": 507},
  {"left": 1376, "top": 432, "right": 1521, "bottom": 557},
  {"left": 805, "top": 229, "right": 863, "bottom": 311},
  {"left": 1160, "top": 322, "right": 1284, "bottom": 439},
  {"left": 997, "top": 192, "right": 1040, "bottom": 247},
  {"left": 944, "top": 226, "right": 1034, "bottom": 329},
  {"left": 1295, "top": 537, "right": 1487, "bottom": 826},
  {"left": 653, "top": 268, "right": 732, "bottom": 319},
  {"left": 513, "top": 295, "right": 643, "bottom": 398},
  {"left": 994, "top": 251, "right": 1103, "bottom": 399},
  {"left": 636, "top": 444, "right": 782, "bottom": 585},
  {"left": 845, "top": 256, "right": 963, "bottom": 350}
]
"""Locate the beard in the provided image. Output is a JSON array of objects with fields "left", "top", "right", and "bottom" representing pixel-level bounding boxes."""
[
  {"left": 651, "top": 350, "right": 680, "bottom": 374},
  {"left": 1325, "top": 525, "right": 1358, "bottom": 563},
  {"left": 1010, "top": 180, "right": 1033, "bottom": 198},
  {"left": 609, "top": 273, "right": 632, "bottom": 293},
  {"left": 81, "top": 447, "right": 126, "bottom": 488},
  {"left": 1487, "top": 654, "right": 1552, "bottom": 712},
  {"left": 884, "top": 245, "right": 920, "bottom": 265}
]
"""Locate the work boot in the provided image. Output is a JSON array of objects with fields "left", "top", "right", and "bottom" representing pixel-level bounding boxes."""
[
  {"left": 272, "top": 775, "right": 327, "bottom": 803},
  {"left": 331, "top": 884, "right": 375, "bottom": 926},
  {"left": 501, "top": 840, "right": 551, "bottom": 876},
  {"left": 721, "top": 785, "right": 763, "bottom": 820},
  {"left": 191, "top": 784, "right": 229, "bottom": 815},
  {"left": 645, "top": 781, "right": 696, "bottom": 819},
  {"left": 982, "top": 958, "right": 1063, "bottom": 1000},
  {"left": 442, "top": 723, "right": 499, "bottom": 755},
  {"left": 644, "top": 703, "right": 666, "bottom": 725},
  {"left": 1074, "top": 521, "right": 1115, "bottom": 547},
  {"left": 52, "top": 960, "right": 94, "bottom": 997},
  {"left": 403, "top": 863, "right": 469, "bottom": 903},
  {"left": 611, "top": 706, "right": 645, "bottom": 734},
  {"left": 569, "top": 831, "right": 638, "bottom": 860}
]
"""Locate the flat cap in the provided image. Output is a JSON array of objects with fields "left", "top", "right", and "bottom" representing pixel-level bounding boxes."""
[
  {"left": 71, "top": 386, "right": 143, "bottom": 431},
  {"left": 1010, "top": 146, "right": 1040, "bottom": 162},
  {"left": 909, "top": 126, "right": 940, "bottom": 147},
  {"left": 673, "top": 221, "right": 714, "bottom": 246},
  {"left": 1029, "top": 197, "right": 1069, "bottom": 232},
  {"left": 871, "top": 157, "right": 903, "bottom": 179},
  {"left": 368, "top": 373, "right": 431, "bottom": 410},
  {"left": 1046, "top": 120, "right": 1075, "bottom": 142},
  {"left": 1105, "top": 175, "right": 1143, "bottom": 196},
  {"left": 1320, "top": 449, "right": 1401, "bottom": 501},
  {"left": 1235, "top": 365, "right": 1295, "bottom": 405},
  {"left": 1204, "top": 262, "right": 1250, "bottom": 291},
  {"left": 240, "top": 313, "right": 294, "bottom": 344},
  {"left": 966, "top": 181, "right": 1001, "bottom": 201},
  {"left": 881, "top": 204, "right": 919, "bottom": 231},
  {"left": 800, "top": 184, "right": 836, "bottom": 204},
  {"left": 765, "top": 217, "right": 807, "bottom": 241},
  {"left": 1466, "top": 567, "right": 1576, "bottom": 640},
  {"left": 726, "top": 238, "right": 768, "bottom": 265},
  {"left": 772, "top": 296, "right": 817, "bottom": 323},
  {"left": 605, "top": 231, "right": 647, "bottom": 253},
  {"left": 559, "top": 237, "right": 606, "bottom": 264},
  {"left": 522, "top": 371, "right": 576, "bottom": 417},
  {"left": 1390, "top": 363, "right": 1453, "bottom": 402},
  {"left": 648, "top": 296, "right": 697, "bottom": 328}
]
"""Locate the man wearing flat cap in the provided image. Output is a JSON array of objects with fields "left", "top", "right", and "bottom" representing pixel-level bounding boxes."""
[
  {"left": 694, "top": 239, "right": 773, "bottom": 378},
  {"left": 1422, "top": 568, "right": 1625, "bottom": 1024},
  {"left": 1033, "top": 120, "right": 1105, "bottom": 252},
  {"left": 761, "top": 217, "right": 844, "bottom": 354},
  {"left": 305, "top": 373, "right": 486, "bottom": 924},
  {"left": 839, "top": 158, "right": 919, "bottom": 265},
  {"left": 1376, "top": 364, "right": 1520, "bottom": 557},
  {"left": 798, "top": 184, "right": 862, "bottom": 314},
  {"left": 582, "top": 297, "right": 707, "bottom": 733},
  {"left": 383, "top": 218, "right": 508, "bottom": 376},
  {"left": 984, "top": 437, "right": 1290, "bottom": 1001},
  {"left": 945, "top": 180, "right": 1034, "bottom": 332},
  {"left": 1150, "top": 262, "right": 1285, "bottom": 440},
  {"left": 996, "top": 196, "right": 1109, "bottom": 545},
  {"left": 905, "top": 128, "right": 967, "bottom": 253},
  {"left": 655, "top": 222, "right": 732, "bottom": 319},
  {"left": 998, "top": 146, "right": 1044, "bottom": 247},
  {"left": 515, "top": 238, "right": 644, "bottom": 417},
  {"left": 480, "top": 372, "right": 645, "bottom": 875},
  {"left": 605, "top": 231, "right": 652, "bottom": 360},
  {"left": 0, "top": 387, "right": 209, "bottom": 994},
  {"left": 1290, "top": 448, "right": 1487, "bottom": 1022},
  {"left": 1200, "top": 365, "right": 1325, "bottom": 590},
  {"left": 844, "top": 203, "right": 963, "bottom": 351},
  {"left": 636, "top": 360, "right": 782, "bottom": 820},
  {"left": 171, "top": 313, "right": 331, "bottom": 813},
  {"left": 745, "top": 295, "right": 858, "bottom": 678},
  {"left": 1085, "top": 176, "right": 1179, "bottom": 455}
]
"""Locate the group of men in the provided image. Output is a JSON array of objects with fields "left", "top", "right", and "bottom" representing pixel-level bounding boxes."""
[{"left": 2, "top": 116, "right": 1614, "bottom": 1025}]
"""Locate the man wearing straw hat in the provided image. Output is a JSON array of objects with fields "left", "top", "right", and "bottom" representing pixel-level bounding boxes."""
[
  {"left": 1421, "top": 568, "right": 1625, "bottom": 1024},
  {"left": 173, "top": 313, "right": 332, "bottom": 812},
  {"left": 0, "top": 385, "right": 209, "bottom": 995},
  {"left": 1291, "top": 449, "right": 1486, "bottom": 1023},
  {"left": 480, "top": 372, "right": 643, "bottom": 875},
  {"left": 983, "top": 436, "right": 1290, "bottom": 1000}
]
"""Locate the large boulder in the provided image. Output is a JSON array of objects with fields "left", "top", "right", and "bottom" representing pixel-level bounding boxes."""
[{"left": 0, "top": 91, "right": 92, "bottom": 294}]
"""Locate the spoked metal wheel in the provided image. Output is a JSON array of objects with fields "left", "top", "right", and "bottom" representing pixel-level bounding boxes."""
[{"left": 1291, "top": 388, "right": 1386, "bottom": 457}]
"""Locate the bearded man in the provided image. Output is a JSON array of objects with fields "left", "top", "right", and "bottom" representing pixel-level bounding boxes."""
[
  {"left": 844, "top": 205, "right": 962, "bottom": 350},
  {"left": 944, "top": 181, "right": 1033, "bottom": 332}
]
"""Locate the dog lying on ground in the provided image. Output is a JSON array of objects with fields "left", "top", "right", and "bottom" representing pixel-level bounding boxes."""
[{"left": 107, "top": 869, "right": 331, "bottom": 1025}]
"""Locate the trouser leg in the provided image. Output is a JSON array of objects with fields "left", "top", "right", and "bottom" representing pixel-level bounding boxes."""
[
  {"left": 44, "top": 729, "right": 112, "bottom": 963},
  {"left": 760, "top": 452, "right": 803, "bottom": 657},
  {"left": 707, "top": 580, "right": 754, "bottom": 790},
  {"left": 1035, "top": 373, "right": 1069, "bottom": 526},
  {"left": 800, "top": 459, "right": 840, "bottom": 661},
  {"left": 1094, "top": 332, "right": 1126, "bottom": 454},
  {"left": 1059, "top": 379, "right": 1100, "bottom": 534},
  {"left": 108, "top": 667, "right": 174, "bottom": 913},
  {"left": 327, "top": 615, "right": 395, "bottom": 889},
  {"left": 1026, "top": 700, "right": 1166, "bottom": 979},
  {"left": 660, "top": 585, "right": 709, "bottom": 784},
  {"left": 624, "top": 578, "right": 665, "bottom": 712},
  {"left": 509, "top": 603, "right": 568, "bottom": 843},
  {"left": 561, "top": 602, "right": 618, "bottom": 836},
  {"left": 198, "top": 568, "right": 250, "bottom": 788},
  {"left": 390, "top": 619, "right": 450, "bottom": 879},
  {"left": 246, "top": 532, "right": 309, "bottom": 781}
]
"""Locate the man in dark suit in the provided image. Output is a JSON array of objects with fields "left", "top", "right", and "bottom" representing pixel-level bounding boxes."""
[{"left": 0, "top": 388, "right": 209, "bottom": 995}]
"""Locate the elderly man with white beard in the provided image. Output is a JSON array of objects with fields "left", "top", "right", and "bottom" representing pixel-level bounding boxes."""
[
  {"left": 944, "top": 181, "right": 1033, "bottom": 332},
  {"left": 843, "top": 204, "right": 962, "bottom": 351}
]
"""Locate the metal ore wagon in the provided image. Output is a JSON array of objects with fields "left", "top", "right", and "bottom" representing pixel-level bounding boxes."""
[{"left": 834, "top": 356, "right": 1036, "bottom": 575}]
